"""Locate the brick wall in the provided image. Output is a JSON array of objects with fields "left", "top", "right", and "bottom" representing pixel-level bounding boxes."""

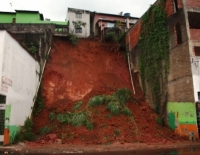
[
  {"left": 190, "top": 29, "right": 200, "bottom": 40},
  {"left": 126, "top": 20, "right": 142, "bottom": 52},
  {"left": 187, "top": 0, "right": 200, "bottom": 8},
  {"left": 167, "top": 9, "right": 194, "bottom": 102}
]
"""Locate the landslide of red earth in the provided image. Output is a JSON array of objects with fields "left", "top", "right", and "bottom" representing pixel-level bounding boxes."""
[{"left": 33, "top": 37, "right": 178, "bottom": 145}]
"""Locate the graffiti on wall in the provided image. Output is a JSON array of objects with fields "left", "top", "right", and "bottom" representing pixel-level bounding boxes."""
[
  {"left": 1, "top": 76, "right": 12, "bottom": 93},
  {"left": 167, "top": 102, "right": 198, "bottom": 139}
]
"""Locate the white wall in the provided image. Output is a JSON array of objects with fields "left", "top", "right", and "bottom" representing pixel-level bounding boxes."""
[
  {"left": 0, "top": 30, "right": 40, "bottom": 126},
  {"left": 68, "top": 9, "right": 90, "bottom": 38},
  {"left": 191, "top": 57, "right": 200, "bottom": 102}
]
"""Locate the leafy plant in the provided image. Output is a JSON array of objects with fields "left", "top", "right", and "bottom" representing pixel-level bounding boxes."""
[
  {"left": 138, "top": 0, "right": 169, "bottom": 114},
  {"left": 73, "top": 101, "right": 83, "bottom": 111},
  {"left": 115, "top": 129, "right": 121, "bottom": 136},
  {"left": 122, "top": 107, "right": 132, "bottom": 116},
  {"left": 87, "top": 95, "right": 107, "bottom": 107},
  {"left": 155, "top": 116, "right": 163, "bottom": 126},
  {"left": 68, "top": 33, "right": 79, "bottom": 45},
  {"left": 49, "top": 112, "right": 55, "bottom": 122},
  {"left": 57, "top": 113, "right": 71, "bottom": 124},
  {"left": 24, "top": 117, "right": 33, "bottom": 131},
  {"left": 14, "top": 117, "right": 36, "bottom": 142},
  {"left": 107, "top": 101, "right": 121, "bottom": 115},
  {"left": 40, "top": 125, "right": 51, "bottom": 135},
  {"left": 72, "top": 20, "right": 86, "bottom": 28},
  {"left": 105, "top": 32, "right": 118, "bottom": 42},
  {"left": 71, "top": 112, "right": 88, "bottom": 126},
  {"left": 85, "top": 120, "right": 94, "bottom": 130},
  {"left": 113, "top": 88, "right": 131, "bottom": 105}
]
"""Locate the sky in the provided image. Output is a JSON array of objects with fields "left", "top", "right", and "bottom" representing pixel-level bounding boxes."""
[{"left": 1, "top": 0, "right": 156, "bottom": 21}]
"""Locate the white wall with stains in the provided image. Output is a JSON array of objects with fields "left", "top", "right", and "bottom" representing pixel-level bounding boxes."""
[{"left": 0, "top": 30, "right": 40, "bottom": 126}]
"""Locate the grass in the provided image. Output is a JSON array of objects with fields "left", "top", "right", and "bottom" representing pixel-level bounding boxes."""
[
  {"left": 122, "top": 107, "right": 132, "bottom": 116},
  {"left": 87, "top": 95, "right": 107, "bottom": 107},
  {"left": 113, "top": 88, "right": 131, "bottom": 105},
  {"left": 49, "top": 112, "right": 55, "bottom": 122},
  {"left": 107, "top": 101, "right": 121, "bottom": 115},
  {"left": 73, "top": 101, "right": 83, "bottom": 111},
  {"left": 71, "top": 112, "right": 88, "bottom": 126},
  {"left": 40, "top": 125, "right": 52, "bottom": 135},
  {"left": 115, "top": 129, "right": 121, "bottom": 136}
]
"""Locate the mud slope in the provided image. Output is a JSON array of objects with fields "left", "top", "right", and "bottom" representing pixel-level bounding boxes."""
[{"left": 33, "top": 37, "right": 176, "bottom": 144}]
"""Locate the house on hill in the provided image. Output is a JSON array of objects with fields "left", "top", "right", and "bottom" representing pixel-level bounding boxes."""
[
  {"left": 126, "top": 0, "right": 200, "bottom": 139},
  {"left": 0, "top": 10, "right": 68, "bottom": 36},
  {"left": 67, "top": 7, "right": 139, "bottom": 38}
]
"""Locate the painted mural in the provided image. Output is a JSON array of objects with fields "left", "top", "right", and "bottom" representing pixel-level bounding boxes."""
[{"left": 167, "top": 102, "right": 198, "bottom": 139}]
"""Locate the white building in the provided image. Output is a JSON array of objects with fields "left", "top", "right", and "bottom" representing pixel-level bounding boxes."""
[
  {"left": 0, "top": 30, "right": 40, "bottom": 144},
  {"left": 67, "top": 8, "right": 90, "bottom": 38}
]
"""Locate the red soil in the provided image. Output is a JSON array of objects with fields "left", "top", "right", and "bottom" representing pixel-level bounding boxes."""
[{"left": 33, "top": 37, "right": 178, "bottom": 145}]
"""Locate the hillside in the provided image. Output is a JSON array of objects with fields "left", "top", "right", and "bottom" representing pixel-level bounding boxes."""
[{"left": 32, "top": 37, "right": 178, "bottom": 144}]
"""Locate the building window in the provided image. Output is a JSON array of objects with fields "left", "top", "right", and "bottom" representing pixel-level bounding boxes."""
[
  {"left": 0, "top": 95, "right": 6, "bottom": 104},
  {"left": 194, "top": 47, "right": 200, "bottom": 56},
  {"left": 173, "top": 0, "right": 178, "bottom": 13},
  {"left": 175, "top": 22, "right": 182, "bottom": 45},
  {"left": 75, "top": 28, "right": 82, "bottom": 33},
  {"left": 76, "top": 13, "right": 82, "bottom": 18}
]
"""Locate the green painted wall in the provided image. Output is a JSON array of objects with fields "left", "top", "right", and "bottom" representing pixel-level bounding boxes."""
[
  {"left": 16, "top": 12, "right": 40, "bottom": 23},
  {"left": 0, "top": 11, "right": 67, "bottom": 25},
  {"left": 0, "top": 13, "right": 16, "bottom": 23},
  {"left": 167, "top": 102, "right": 197, "bottom": 127},
  {"left": 9, "top": 125, "right": 20, "bottom": 143}
]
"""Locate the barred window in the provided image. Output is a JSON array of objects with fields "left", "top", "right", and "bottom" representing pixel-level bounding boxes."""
[
  {"left": 76, "top": 13, "right": 82, "bottom": 18},
  {"left": 75, "top": 28, "right": 82, "bottom": 33}
]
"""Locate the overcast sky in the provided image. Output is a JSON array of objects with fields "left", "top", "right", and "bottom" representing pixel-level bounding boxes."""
[{"left": 1, "top": 0, "right": 156, "bottom": 21}]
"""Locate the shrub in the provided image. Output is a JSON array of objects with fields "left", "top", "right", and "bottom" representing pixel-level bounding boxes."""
[
  {"left": 87, "top": 95, "right": 107, "bottom": 107},
  {"left": 68, "top": 34, "right": 79, "bottom": 45},
  {"left": 113, "top": 88, "right": 131, "bottom": 105},
  {"left": 71, "top": 112, "right": 88, "bottom": 126},
  {"left": 107, "top": 101, "right": 121, "bottom": 115},
  {"left": 57, "top": 113, "right": 71, "bottom": 124},
  {"left": 85, "top": 120, "right": 94, "bottom": 130},
  {"left": 40, "top": 125, "right": 52, "bottom": 135},
  {"left": 73, "top": 101, "right": 83, "bottom": 111},
  {"left": 115, "top": 129, "right": 121, "bottom": 136},
  {"left": 122, "top": 107, "right": 132, "bottom": 116},
  {"left": 155, "top": 116, "right": 163, "bottom": 126},
  {"left": 105, "top": 32, "right": 118, "bottom": 42},
  {"left": 49, "top": 112, "right": 55, "bottom": 122}
]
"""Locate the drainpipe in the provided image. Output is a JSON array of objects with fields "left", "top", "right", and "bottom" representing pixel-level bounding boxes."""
[
  {"left": 29, "top": 46, "right": 51, "bottom": 118},
  {"left": 128, "top": 33, "right": 135, "bottom": 94}
]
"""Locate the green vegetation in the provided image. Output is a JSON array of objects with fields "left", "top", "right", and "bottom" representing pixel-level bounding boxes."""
[
  {"left": 49, "top": 111, "right": 93, "bottom": 130},
  {"left": 138, "top": 0, "right": 169, "bottom": 115},
  {"left": 105, "top": 32, "right": 118, "bottom": 42},
  {"left": 68, "top": 20, "right": 86, "bottom": 46},
  {"left": 33, "top": 84, "right": 44, "bottom": 115},
  {"left": 114, "top": 129, "right": 121, "bottom": 136},
  {"left": 87, "top": 88, "right": 134, "bottom": 116},
  {"left": 49, "top": 112, "right": 55, "bottom": 122},
  {"left": 87, "top": 95, "right": 107, "bottom": 107},
  {"left": 107, "top": 101, "right": 121, "bottom": 115},
  {"left": 113, "top": 88, "right": 131, "bottom": 105},
  {"left": 40, "top": 125, "right": 52, "bottom": 135},
  {"left": 22, "top": 42, "right": 39, "bottom": 55},
  {"left": 73, "top": 101, "right": 83, "bottom": 111},
  {"left": 155, "top": 116, "right": 163, "bottom": 126},
  {"left": 68, "top": 33, "right": 79, "bottom": 46},
  {"left": 13, "top": 117, "right": 36, "bottom": 143}
]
